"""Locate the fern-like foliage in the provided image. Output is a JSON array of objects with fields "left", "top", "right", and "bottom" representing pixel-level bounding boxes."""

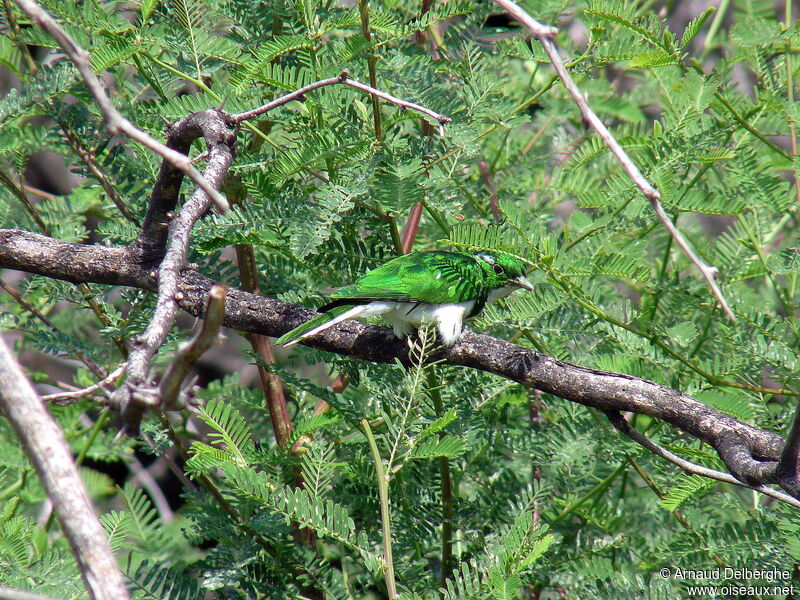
[{"left": 3, "top": 0, "right": 800, "bottom": 597}]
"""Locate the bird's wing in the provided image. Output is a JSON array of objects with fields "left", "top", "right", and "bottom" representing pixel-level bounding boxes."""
[{"left": 323, "top": 251, "right": 483, "bottom": 308}]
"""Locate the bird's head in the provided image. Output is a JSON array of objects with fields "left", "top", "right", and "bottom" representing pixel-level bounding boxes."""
[{"left": 475, "top": 251, "right": 534, "bottom": 299}]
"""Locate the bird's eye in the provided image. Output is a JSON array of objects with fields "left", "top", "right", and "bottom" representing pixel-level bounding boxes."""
[{"left": 493, "top": 265, "right": 504, "bottom": 275}]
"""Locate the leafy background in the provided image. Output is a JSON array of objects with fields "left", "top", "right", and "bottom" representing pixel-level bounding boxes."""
[{"left": 1, "top": 0, "right": 800, "bottom": 598}]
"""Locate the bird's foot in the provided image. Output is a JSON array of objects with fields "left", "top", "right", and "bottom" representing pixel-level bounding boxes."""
[{"left": 392, "top": 322, "right": 414, "bottom": 341}]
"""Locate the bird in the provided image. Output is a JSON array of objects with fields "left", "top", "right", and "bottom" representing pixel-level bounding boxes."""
[{"left": 276, "top": 249, "right": 534, "bottom": 348}]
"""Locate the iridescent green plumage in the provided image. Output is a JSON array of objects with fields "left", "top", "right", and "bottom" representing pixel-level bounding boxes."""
[{"left": 277, "top": 250, "right": 532, "bottom": 347}]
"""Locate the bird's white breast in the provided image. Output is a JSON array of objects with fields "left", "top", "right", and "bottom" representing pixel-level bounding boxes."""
[{"left": 368, "top": 300, "right": 475, "bottom": 346}]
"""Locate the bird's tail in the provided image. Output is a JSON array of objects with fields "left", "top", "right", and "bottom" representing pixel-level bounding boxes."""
[{"left": 276, "top": 304, "right": 364, "bottom": 347}]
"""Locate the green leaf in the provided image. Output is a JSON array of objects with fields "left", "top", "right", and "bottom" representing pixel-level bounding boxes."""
[
  {"left": 696, "top": 390, "right": 755, "bottom": 421},
  {"left": 417, "top": 409, "right": 458, "bottom": 442},
  {"left": 628, "top": 49, "right": 681, "bottom": 68},
  {"left": 139, "top": 0, "right": 159, "bottom": 23},
  {"left": 666, "top": 321, "right": 698, "bottom": 347},
  {"left": 290, "top": 181, "right": 364, "bottom": 258},
  {"left": 585, "top": 9, "right": 663, "bottom": 49},
  {"left": 489, "top": 570, "right": 521, "bottom": 600},
  {"left": 679, "top": 7, "right": 716, "bottom": 49},
  {"left": 517, "top": 533, "right": 554, "bottom": 570},
  {"left": 371, "top": 156, "right": 425, "bottom": 214},
  {"left": 249, "top": 35, "right": 312, "bottom": 65},
  {"left": 592, "top": 96, "right": 646, "bottom": 122},
  {"left": 195, "top": 399, "right": 254, "bottom": 466},
  {"left": 411, "top": 435, "right": 466, "bottom": 459},
  {"left": 661, "top": 475, "right": 715, "bottom": 511}
]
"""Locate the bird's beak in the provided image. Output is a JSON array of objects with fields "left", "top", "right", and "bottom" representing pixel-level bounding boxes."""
[{"left": 510, "top": 276, "right": 535, "bottom": 291}]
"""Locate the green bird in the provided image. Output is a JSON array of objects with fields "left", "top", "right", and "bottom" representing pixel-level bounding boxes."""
[{"left": 277, "top": 250, "right": 534, "bottom": 347}]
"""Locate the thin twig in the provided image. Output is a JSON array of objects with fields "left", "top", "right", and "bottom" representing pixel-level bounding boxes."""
[
  {"left": 604, "top": 411, "right": 800, "bottom": 509},
  {"left": 128, "top": 455, "right": 175, "bottom": 523},
  {"left": 141, "top": 433, "right": 196, "bottom": 492},
  {"left": 159, "top": 285, "right": 226, "bottom": 410},
  {"left": 358, "top": 0, "right": 383, "bottom": 142},
  {"left": 2, "top": 0, "right": 38, "bottom": 75},
  {"left": 42, "top": 363, "right": 126, "bottom": 404},
  {"left": 0, "top": 278, "right": 105, "bottom": 379},
  {"left": 231, "top": 70, "right": 451, "bottom": 127},
  {"left": 361, "top": 419, "right": 398, "bottom": 598},
  {"left": 0, "top": 170, "right": 50, "bottom": 233},
  {"left": 0, "top": 336, "right": 131, "bottom": 600},
  {"left": 21, "top": 184, "right": 57, "bottom": 200},
  {"left": 492, "top": 0, "right": 736, "bottom": 321},
  {"left": 0, "top": 587, "right": 59, "bottom": 600},
  {"left": 58, "top": 123, "right": 141, "bottom": 226},
  {"left": 13, "top": 0, "right": 229, "bottom": 214}
]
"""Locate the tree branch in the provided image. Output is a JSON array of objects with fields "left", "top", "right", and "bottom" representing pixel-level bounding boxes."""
[
  {"left": 0, "top": 336, "right": 130, "bottom": 600},
  {"left": 113, "top": 113, "right": 236, "bottom": 432},
  {"left": 0, "top": 587, "right": 59, "bottom": 600},
  {"left": 42, "top": 363, "right": 126, "bottom": 405},
  {"left": 230, "top": 70, "right": 452, "bottom": 128},
  {"left": 604, "top": 411, "right": 800, "bottom": 509},
  {"left": 492, "top": 0, "right": 736, "bottom": 321},
  {"left": 776, "top": 401, "right": 800, "bottom": 496},
  {"left": 0, "top": 229, "right": 791, "bottom": 500},
  {"left": 158, "top": 284, "right": 226, "bottom": 410}
]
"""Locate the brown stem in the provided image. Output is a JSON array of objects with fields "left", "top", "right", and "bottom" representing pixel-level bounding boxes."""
[
  {"left": 233, "top": 243, "right": 294, "bottom": 447},
  {"left": 401, "top": 203, "right": 424, "bottom": 254},
  {"left": 358, "top": 0, "right": 383, "bottom": 142}
]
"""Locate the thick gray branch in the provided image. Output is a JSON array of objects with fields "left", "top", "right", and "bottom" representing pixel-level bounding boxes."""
[{"left": 0, "top": 336, "right": 130, "bottom": 600}]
